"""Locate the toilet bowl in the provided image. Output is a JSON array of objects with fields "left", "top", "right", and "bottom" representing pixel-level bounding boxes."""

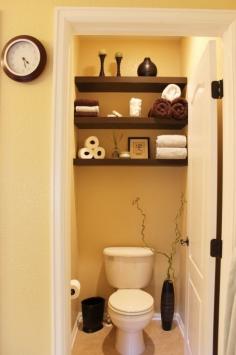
[{"left": 108, "top": 289, "right": 154, "bottom": 355}]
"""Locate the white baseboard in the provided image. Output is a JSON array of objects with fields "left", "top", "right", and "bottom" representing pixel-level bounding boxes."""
[
  {"left": 71, "top": 311, "right": 185, "bottom": 349},
  {"left": 174, "top": 312, "right": 185, "bottom": 338},
  {"left": 152, "top": 312, "right": 185, "bottom": 338},
  {"left": 71, "top": 311, "right": 82, "bottom": 350}
]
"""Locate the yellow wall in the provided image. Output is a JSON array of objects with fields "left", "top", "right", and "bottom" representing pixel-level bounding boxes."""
[
  {"left": 0, "top": 1, "right": 233, "bottom": 355},
  {"left": 72, "top": 36, "right": 186, "bottom": 323}
]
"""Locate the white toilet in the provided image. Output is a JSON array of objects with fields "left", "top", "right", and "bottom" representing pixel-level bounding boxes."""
[{"left": 103, "top": 247, "right": 154, "bottom": 355}]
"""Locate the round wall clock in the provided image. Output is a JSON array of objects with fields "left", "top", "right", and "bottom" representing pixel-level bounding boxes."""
[{"left": 1, "top": 35, "right": 47, "bottom": 82}]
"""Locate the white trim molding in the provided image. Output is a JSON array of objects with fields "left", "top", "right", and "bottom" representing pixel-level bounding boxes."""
[
  {"left": 218, "top": 19, "right": 236, "bottom": 355},
  {"left": 52, "top": 7, "right": 236, "bottom": 355},
  {"left": 71, "top": 312, "right": 82, "bottom": 350}
]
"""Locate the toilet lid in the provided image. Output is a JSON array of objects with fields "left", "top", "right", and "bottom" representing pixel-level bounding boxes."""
[{"left": 108, "top": 289, "right": 153, "bottom": 315}]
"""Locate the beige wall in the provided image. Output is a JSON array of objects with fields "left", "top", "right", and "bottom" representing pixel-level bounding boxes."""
[
  {"left": 72, "top": 36, "right": 186, "bottom": 322},
  {"left": 0, "top": 1, "right": 232, "bottom": 355}
]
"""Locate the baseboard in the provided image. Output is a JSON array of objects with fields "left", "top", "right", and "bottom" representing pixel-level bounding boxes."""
[
  {"left": 71, "top": 311, "right": 185, "bottom": 348},
  {"left": 152, "top": 312, "right": 185, "bottom": 338},
  {"left": 174, "top": 312, "right": 185, "bottom": 338},
  {"left": 71, "top": 311, "right": 82, "bottom": 350}
]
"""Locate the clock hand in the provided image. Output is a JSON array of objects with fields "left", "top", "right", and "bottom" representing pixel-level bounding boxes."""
[{"left": 22, "top": 57, "right": 30, "bottom": 68}]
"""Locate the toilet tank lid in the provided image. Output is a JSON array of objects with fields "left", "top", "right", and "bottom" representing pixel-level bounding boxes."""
[{"left": 103, "top": 247, "right": 154, "bottom": 257}]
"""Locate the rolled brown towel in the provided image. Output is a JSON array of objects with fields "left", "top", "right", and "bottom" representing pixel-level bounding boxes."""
[
  {"left": 170, "top": 98, "right": 188, "bottom": 120},
  {"left": 74, "top": 98, "right": 99, "bottom": 107},
  {"left": 148, "top": 98, "right": 171, "bottom": 118}
]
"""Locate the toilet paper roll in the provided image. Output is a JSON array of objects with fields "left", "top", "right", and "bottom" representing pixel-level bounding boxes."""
[
  {"left": 93, "top": 146, "right": 106, "bottom": 159},
  {"left": 71, "top": 279, "right": 81, "bottom": 300},
  {"left": 84, "top": 136, "right": 99, "bottom": 149},
  {"left": 78, "top": 147, "right": 94, "bottom": 159}
]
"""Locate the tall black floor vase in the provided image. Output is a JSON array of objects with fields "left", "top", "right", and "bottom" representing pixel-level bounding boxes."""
[{"left": 161, "top": 279, "right": 175, "bottom": 331}]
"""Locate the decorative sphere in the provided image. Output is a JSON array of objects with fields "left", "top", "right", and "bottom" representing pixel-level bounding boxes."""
[
  {"left": 99, "top": 49, "right": 107, "bottom": 55},
  {"left": 115, "top": 51, "right": 123, "bottom": 58}
]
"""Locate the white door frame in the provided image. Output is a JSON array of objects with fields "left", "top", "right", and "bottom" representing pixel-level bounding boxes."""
[{"left": 52, "top": 7, "right": 236, "bottom": 355}]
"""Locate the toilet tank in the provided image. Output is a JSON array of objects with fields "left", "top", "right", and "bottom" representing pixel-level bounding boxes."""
[{"left": 103, "top": 247, "right": 154, "bottom": 289}]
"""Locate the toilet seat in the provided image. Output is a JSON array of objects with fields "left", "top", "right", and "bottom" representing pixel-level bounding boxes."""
[{"left": 108, "top": 289, "right": 153, "bottom": 316}]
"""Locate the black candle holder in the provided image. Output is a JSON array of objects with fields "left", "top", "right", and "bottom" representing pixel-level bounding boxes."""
[
  {"left": 115, "top": 56, "right": 122, "bottom": 77},
  {"left": 99, "top": 54, "right": 106, "bottom": 77}
]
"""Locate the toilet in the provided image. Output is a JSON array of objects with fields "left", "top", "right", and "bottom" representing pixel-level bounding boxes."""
[{"left": 103, "top": 247, "right": 154, "bottom": 355}]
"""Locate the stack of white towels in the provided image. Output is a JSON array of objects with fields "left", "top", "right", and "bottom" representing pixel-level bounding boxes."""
[
  {"left": 156, "top": 135, "right": 187, "bottom": 160},
  {"left": 78, "top": 136, "right": 106, "bottom": 159}
]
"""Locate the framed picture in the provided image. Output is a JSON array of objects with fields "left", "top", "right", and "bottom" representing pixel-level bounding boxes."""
[{"left": 128, "top": 137, "right": 150, "bottom": 159}]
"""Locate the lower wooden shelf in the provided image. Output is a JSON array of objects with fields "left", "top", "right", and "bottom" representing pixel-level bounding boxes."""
[{"left": 73, "top": 158, "right": 188, "bottom": 166}]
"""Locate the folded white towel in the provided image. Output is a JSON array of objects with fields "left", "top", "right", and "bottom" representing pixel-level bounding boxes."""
[
  {"left": 161, "top": 84, "right": 181, "bottom": 101},
  {"left": 156, "top": 135, "right": 187, "bottom": 148},
  {"left": 75, "top": 105, "right": 99, "bottom": 113},
  {"left": 156, "top": 147, "right": 187, "bottom": 159}
]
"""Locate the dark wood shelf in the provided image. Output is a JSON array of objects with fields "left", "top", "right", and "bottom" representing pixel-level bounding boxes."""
[
  {"left": 74, "top": 115, "right": 187, "bottom": 129},
  {"left": 75, "top": 76, "right": 187, "bottom": 93},
  {"left": 73, "top": 158, "right": 188, "bottom": 166}
]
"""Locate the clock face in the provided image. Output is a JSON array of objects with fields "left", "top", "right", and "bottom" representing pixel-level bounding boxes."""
[
  {"left": 1, "top": 35, "right": 47, "bottom": 82},
  {"left": 5, "top": 39, "right": 40, "bottom": 76}
]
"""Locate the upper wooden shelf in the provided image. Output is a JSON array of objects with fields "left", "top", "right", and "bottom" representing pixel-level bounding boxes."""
[
  {"left": 75, "top": 76, "right": 187, "bottom": 93},
  {"left": 74, "top": 115, "right": 187, "bottom": 129}
]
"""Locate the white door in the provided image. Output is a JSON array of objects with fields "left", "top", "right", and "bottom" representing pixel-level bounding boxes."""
[{"left": 185, "top": 40, "right": 218, "bottom": 355}]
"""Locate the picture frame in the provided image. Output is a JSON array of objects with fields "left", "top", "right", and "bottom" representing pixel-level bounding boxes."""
[{"left": 128, "top": 137, "right": 150, "bottom": 159}]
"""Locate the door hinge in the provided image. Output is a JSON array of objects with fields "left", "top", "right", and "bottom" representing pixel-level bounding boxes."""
[
  {"left": 210, "top": 239, "right": 222, "bottom": 258},
  {"left": 211, "top": 79, "right": 223, "bottom": 99}
]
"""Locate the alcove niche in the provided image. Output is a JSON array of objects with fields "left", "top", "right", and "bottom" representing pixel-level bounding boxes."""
[{"left": 70, "top": 34, "right": 191, "bottom": 330}]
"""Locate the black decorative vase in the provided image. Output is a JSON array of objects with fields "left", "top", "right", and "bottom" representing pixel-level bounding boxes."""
[
  {"left": 137, "top": 57, "right": 157, "bottom": 76},
  {"left": 161, "top": 279, "right": 175, "bottom": 331}
]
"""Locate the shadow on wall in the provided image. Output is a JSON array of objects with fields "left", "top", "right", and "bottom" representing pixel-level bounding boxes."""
[{"left": 96, "top": 262, "right": 114, "bottom": 304}]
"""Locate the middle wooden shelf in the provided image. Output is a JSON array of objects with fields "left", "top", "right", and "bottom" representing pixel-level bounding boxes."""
[{"left": 74, "top": 115, "right": 187, "bottom": 130}]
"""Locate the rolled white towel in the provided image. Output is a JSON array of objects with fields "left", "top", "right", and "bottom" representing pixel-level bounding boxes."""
[
  {"left": 75, "top": 105, "right": 99, "bottom": 113},
  {"left": 161, "top": 84, "right": 181, "bottom": 101},
  {"left": 156, "top": 147, "right": 187, "bottom": 160},
  {"left": 156, "top": 135, "right": 187, "bottom": 148}
]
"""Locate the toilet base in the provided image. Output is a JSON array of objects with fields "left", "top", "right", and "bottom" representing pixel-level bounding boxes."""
[{"left": 115, "top": 328, "right": 145, "bottom": 355}]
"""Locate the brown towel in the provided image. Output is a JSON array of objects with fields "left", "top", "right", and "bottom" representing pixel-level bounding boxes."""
[
  {"left": 75, "top": 112, "right": 98, "bottom": 117},
  {"left": 170, "top": 98, "right": 188, "bottom": 120},
  {"left": 148, "top": 98, "right": 171, "bottom": 118},
  {"left": 74, "top": 99, "right": 99, "bottom": 107}
]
